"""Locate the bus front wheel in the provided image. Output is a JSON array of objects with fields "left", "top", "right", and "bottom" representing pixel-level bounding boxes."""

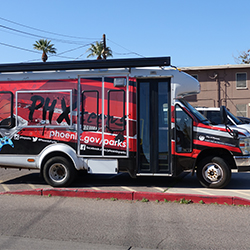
[{"left": 197, "top": 156, "right": 231, "bottom": 188}]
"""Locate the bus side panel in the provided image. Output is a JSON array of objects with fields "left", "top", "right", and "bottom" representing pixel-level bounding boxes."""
[
  {"left": 0, "top": 78, "right": 138, "bottom": 159},
  {"left": 0, "top": 79, "right": 78, "bottom": 155}
]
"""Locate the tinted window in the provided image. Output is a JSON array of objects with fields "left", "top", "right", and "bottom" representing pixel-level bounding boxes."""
[
  {"left": 0, "top": 91, "right": 14, "bottom": 128},
  {"left": 206, "top": 111, "right": 222, "bottom": 125},
  {"left": 175, "top": 105, "right": 192, "bottom": 153}
]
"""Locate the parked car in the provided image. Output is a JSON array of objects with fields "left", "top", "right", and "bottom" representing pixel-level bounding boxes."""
[
  {"left": 196, "top": 107, "right": 250, "bottom": 131},
  {"left": 238, "top": 116, "right": 250, "bottom": 124}
]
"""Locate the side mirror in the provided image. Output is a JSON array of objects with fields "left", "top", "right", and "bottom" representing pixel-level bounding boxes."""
[
  {"left": 220, "top": 106, "right": 228, "bottom": 124},
  {"left": 220, "top": 106, "right": 238, "bottom": 139}
]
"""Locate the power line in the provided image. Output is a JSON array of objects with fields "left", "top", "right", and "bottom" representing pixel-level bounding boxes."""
[
  {"left": 0, "top": 37, "right": 144, "bottom": 61},
  {"left": 0, "top": 42, "right": 77, "bottom": 60},
  {"left": 0, "top": 41, "right": 40, "bottom": 54},
  {"left": 0, "top": 17, "right": 144, "bottom": 61},
  {"left": 56, "top": 44, "right": 92, "bottom": 56},
  {"left": 107, "top": 38, "right": 145, "bottom": 57},
  {"left": 0, "top": 16, "right": 99, "bottom": 40},
  {"left": 0, "top": 17, "right": 144, "bottom": 59},
  {"left": 0, "top": 24, "right": 96, "bottom": 45},
  {"left": 74, "top": 51, "right": 87, "bottom": 60},
  {"left": 113, "top": 51, "right": 139, "bottom": 55}
]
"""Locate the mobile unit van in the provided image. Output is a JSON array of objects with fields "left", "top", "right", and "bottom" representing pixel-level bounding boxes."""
[
  {"left": 0, "top": 57, "right": 250, "bottom": 188},
  {"left": 196, "top": 107, "right": 250, "bottom": 132}
]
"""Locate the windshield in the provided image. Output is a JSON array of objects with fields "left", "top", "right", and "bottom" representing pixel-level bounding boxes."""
[
  {"left": 227, "top": 110, "right": 243, "bottom": 125},
  {"left": 180, "top": 100, "right": 210, "bottom": 125}
]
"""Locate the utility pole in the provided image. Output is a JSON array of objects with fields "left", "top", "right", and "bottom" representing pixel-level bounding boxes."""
[
  {"left": 209, "top": 73, "right": 221, "bottom": 107},
  {"left": 102, "top": 34, "right": 106, "bottom": 60},
  {"left": 216, "top": 77, "right": 221, "bottom": 107}
]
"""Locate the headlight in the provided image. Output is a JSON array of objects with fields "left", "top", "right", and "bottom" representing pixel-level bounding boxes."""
[{"left": 239, "top": 138, "right": 250, "bottom": 155}]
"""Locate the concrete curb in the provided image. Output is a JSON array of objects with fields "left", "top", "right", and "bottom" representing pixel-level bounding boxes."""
[{"left": 1, "top": 188, "right": 250, "bottom": 206}]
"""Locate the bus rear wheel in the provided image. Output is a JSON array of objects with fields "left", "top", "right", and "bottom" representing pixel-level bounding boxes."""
[
  {"left": 197, "top": 156, "right": 231, "bottom": 188},
  {"left": 43, "top": 156, "right": 76, "bottom": 187}
]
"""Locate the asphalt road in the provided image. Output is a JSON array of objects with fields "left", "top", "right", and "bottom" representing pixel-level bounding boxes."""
[{"left": 0, "top": 195, "right": 250, "bottom": 249}]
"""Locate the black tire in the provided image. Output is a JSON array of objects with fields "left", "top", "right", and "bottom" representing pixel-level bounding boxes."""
[
  {"left": 197, "top": 156, "right": 231, "bottom": 188},
  {"left": 43, "top": 156, "right": 76, "bottom": 187}
]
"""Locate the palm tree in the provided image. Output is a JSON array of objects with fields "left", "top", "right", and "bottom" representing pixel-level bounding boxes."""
[
  {"left": 86, "top": 41, "right": 112, "bottom": 60},
  {"left": 33, "top": 39, "right": 56, "bottom": 62}
]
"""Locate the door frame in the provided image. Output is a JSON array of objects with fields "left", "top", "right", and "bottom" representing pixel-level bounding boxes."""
[
  {"left": 136, "top": 77, "right": 171, "bottom": 175},
  {"left": 77, "top": 72, "right": 130, "bottom": 158}
]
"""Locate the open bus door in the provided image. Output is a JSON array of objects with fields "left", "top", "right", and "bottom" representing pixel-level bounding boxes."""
[{"left": 137, "top": 78, "right": 171, "bottom": 175}]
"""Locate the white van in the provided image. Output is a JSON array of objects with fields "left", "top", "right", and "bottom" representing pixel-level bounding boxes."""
[{"left": 196, "top": 107, "right": 250, "bottom": 132}]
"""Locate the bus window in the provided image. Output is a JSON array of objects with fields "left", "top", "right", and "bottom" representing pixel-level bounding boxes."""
[
  {"left": 175, "top": 105, "right": 192, "bottom": 152},
  {"left": 0, "top": 91, "right": 14, "bottom": 128},
  {"left": 107, "top": 90, "right": 125, "bottom": 132},
  {"left": 82, "top": 90, "right": 99, "bottom": 131}
]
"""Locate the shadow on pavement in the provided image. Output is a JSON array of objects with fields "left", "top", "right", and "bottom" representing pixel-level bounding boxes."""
[
  {"left": 2, "top": 171, "right": 189, "bottom": 189},
  {"left": 2, "top": 173, "right": 45, "bottom": 185},
  {"left": 1, "top": 170, "right": 250, "bottom": 191}
]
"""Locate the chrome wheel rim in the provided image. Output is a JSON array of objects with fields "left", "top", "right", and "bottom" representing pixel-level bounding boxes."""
[
  {"left": 49, "top": 163, "right": 67, "bottom": 183},
  {"left": 202, "top": 163, "right": 223, "bottom": 184}
]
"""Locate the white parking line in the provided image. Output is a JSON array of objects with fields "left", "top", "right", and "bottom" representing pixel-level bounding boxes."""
[
  {"left": 2, "top": 185, "right": 10, "bottom": 192},
  {"left": 86, "top": 186, "right": 101, "bottom": 190},
  {"left": 27, "top": 183, "right": 37, "bottom": 189},
  {"left": 0, "top": 180, "right": 10, "bottom": 192},
  {"left": 191, "top": 189, "right": 212, "bottom": 195},
  {"left": 206, "top": 189, "right": 250, "bottom": 197},
  {"left": 121, "top": 186, "right": 136, "bottom": 192},
  {"left": 228, "top": 190, "right": 250, "bottom": 197},
  {"left": 153, "top": 187, "right": 166, "bottom": 192}
]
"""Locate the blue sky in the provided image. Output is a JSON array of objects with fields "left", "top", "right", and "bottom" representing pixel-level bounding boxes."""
[{"left": 1, "top": 0, "right": 250, "bottom": 67}]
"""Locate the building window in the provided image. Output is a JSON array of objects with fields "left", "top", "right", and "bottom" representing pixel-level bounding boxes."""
[
  {"left": 191, "top": 74, "right": 198, "bottom": 80},
  {"left": 236, "top": 72, "right": 247, "bottom": 89},
  {"left": 236, "top": 104, "right": 247, "bottom": 117}
]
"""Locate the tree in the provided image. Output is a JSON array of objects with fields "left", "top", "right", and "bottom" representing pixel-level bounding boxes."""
[
  {"left": 86, "top": 41, "right": 112, "bottom": 60},
  {"left": 33, "top": 39, "right": 56, "bottom": 62},
  {"left": 235, "top": 50, "right": 250, "bottom": 64}
]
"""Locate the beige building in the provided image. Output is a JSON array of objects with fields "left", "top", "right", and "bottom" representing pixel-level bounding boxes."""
[{"left": 182, "top": 64, "right": 250, "bottom": 117}]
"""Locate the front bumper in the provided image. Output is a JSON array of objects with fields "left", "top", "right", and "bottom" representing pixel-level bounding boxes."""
[{"left": 234, "top": 155, "right": 250, "bottom": 171}]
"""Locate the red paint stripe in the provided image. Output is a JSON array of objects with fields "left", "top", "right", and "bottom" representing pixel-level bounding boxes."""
[
  {"left": 133, "top": 192, "right": 233, "bottom": 205},
  {"left": 1, "top": 188, "right": 250, "bottom": 205},
  {"left": 193, "top": 139, "right": 241, "bottom": 153},
  {"left": 42, "top": 189, "right": 133, "bottom": 200},
  {"left": 0, "top": 189, "right": 42, "bottom": 196},
  {"left": 171, "top": 140, "right": 201, "bottom": 157}
]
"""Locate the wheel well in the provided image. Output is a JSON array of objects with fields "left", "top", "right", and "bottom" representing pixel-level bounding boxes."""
[
  {"left": 195, "top": 148, "right": 236, "bottom": 171},
  {"left": 40, "top": 151, "right": 75, "bottom": 174}
]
